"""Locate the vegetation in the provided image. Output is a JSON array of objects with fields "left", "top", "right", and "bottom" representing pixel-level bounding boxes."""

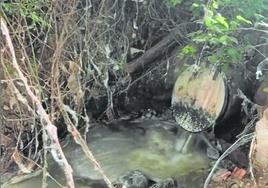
[
  {"left": 177, "top": 0, "right": 268, "bottom": 72},
  {"left": 0, "top": 0, "right": 267, "bottom": 187}
]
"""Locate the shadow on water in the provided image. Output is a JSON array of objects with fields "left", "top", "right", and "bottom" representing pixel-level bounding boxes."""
[{"left": 6, "top": 119, "right": 210, "bottom": 188}]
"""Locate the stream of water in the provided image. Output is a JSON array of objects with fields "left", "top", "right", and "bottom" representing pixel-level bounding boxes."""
[{"left": 5, "top": 119, "right": 210, "bottom": 188}]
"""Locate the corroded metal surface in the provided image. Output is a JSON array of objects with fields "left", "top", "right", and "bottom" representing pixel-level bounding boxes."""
[
  {"left": 172, "top": 102, "right": 215, "bottom": 132},
  {"left": 172, "top": 66, "right": 226, "bottom": 132}
]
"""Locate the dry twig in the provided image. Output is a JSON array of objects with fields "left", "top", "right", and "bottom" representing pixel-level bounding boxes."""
[{"left": 1, "top": 16, "right": 75, "bottom": 188}]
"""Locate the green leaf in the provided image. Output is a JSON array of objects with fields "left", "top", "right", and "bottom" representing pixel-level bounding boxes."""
[
  {"left": 170, "top": 0, "right": 182, "bottom": 6},
  {"left": 227, "top": 36, "right": 238, "bottom": 44},
  {"left": 222, "top": 63, "right": 230, "bottom": 73},
  {"left": 192, "top": 3, "right": 200, "bottom": 8},
  {"left": 219, "top": 35, "right": 238, "bottom": 45},
  {"left": 209, "top": 37, "right": 221, "bottom": 45},
  {"left": 181, "top": 45, "right": 198, "bottom": 55},
  {"left": 193, "top": 34, "right": 209, "bottom": 43},
  {"left": 204, "top": 8, "right": 214, "bottom": 18},
  {"left": 31, "top": 12, "right": 39, "bottom": 22},
  {"left": 226, "top": 48, "right": 240, "bottom": 62},
  {"left": 230, "top": 21, "right": 239, "bottom": 29},
  {"left": 236, "top": 15, "right": 252, "bottom": 25},
  {"left": 208, "top": 54, "right": 219, "bottom": 64},
  {"left": 218, "top": 35, "right": 229, "bottom": 45},
  {"left": 215, "top": 14, "right": 229, "bottom": 29},
  {"left": 204, "top": 17, "right": 217, "bottom": 28},
  {"left": 212, "top": 1, "right": 219, "bottom": 9}
]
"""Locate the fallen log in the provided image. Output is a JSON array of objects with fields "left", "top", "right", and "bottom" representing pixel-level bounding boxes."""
[{"left": 124, "top": 24, "right": 193, "bottom": 73}]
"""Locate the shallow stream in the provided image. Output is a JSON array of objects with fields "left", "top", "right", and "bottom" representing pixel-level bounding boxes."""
[{"left": 5, "top": 119, "right": 210, "bottom": 188}]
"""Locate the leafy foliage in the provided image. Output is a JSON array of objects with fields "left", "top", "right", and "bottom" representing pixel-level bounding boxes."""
[
  {"left": 176, "top": 0, "right": 268, "bottom": 71},
  {"left": 2, "top": 0, "right": 49, "bottom": 27},
  {"left": 170, "top": 0, "right": 182, "bottom": 6}
]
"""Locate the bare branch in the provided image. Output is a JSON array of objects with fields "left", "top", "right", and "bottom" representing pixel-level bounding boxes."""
[{"left": 1, "top": 16, "right": 75, "bottom": 188}]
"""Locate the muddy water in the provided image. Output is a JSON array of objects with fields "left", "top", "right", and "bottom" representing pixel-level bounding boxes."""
[{"left": 5, "top": 119, "right": 209, "bottom": 188}]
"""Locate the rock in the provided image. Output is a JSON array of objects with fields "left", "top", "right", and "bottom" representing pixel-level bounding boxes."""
[
  {"left": 149, "top": 178, "right": 178, "bottom": 188},
  {"left": 118, "top": 170, "right": 149, "bottom": 188},
  {"left": 219, "top": 139, "right": 249, "bottom": 168}
]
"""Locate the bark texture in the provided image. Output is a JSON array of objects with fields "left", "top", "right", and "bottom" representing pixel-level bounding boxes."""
[{"left": 254, "top": 108, "right": 268, "bottom": 170}]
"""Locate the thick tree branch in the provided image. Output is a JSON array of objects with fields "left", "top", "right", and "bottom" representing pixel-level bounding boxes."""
[{"left": 124, "top": 24, "right": 192, "bottom": 73}]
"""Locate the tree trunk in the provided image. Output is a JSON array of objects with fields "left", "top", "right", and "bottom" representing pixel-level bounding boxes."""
[{"left": 254, "top": 108, "right": 268, "bottom": 172}]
